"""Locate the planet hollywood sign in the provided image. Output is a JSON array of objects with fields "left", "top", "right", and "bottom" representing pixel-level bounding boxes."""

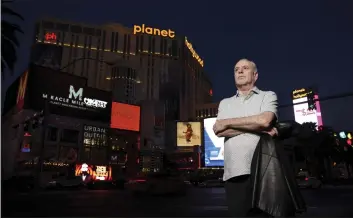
[{"left": 42, "top": 85, "right": 107, "bottom": 111}]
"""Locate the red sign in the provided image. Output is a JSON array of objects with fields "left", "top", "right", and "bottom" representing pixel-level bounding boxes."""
[
  {"left": 111, "top": 102, "right": 141, "bottom": 132},
  {"left": 45, "top": 32, "right": 57, "bottom": 41}
]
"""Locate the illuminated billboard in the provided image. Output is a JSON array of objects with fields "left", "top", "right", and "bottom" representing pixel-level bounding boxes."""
[
  {"left": 133, "top": 24, "right": 175, "bottom": 38},
  {"left": 176, "top": 122, "right": 201, "bottom": 147},
  {"left": 111, "top": 102, "right": 141, "bottom": 132},
  {"left": 185, "top": 37, "right": 204, "bottom": 67},
  {"left": 83, "top": 125, "right": 107, "bottom": 147},
  {"left": 203, "top": 118, "right": 224, "bottom": 167},
  {"left": 75, "top": 163, "right": 112, "bottom": 181},
  {"left": 292, "top": 88, "right": 323, "bottom": 127},
  {"left": 23, "top": 65, "right": 112, "bottom": 122}
]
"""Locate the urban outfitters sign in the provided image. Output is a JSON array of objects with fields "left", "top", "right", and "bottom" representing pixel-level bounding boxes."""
[
  {"left": 83, "top": 125, "right": 107, "bottom": 147},
  {"left": 83, "top": 125, "right": 107, "bottom": 139},
  {"left": 133, "top": 24, "right": 175, "bottom": 38},
  {"left": 42, "top": 85, "right": 108, "bottom": 110}
]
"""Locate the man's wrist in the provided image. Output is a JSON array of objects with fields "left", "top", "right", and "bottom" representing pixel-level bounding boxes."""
[{"left": 224, "top": 119, "right": 232, "bottom": 129}]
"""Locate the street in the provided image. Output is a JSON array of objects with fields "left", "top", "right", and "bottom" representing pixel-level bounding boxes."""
[{"left": 2, "top": 186, "right": 353, "bottom": 218}]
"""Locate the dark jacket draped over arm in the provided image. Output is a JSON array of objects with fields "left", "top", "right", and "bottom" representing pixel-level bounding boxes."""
[{"left": 250, "top": 122, "right": 307, "bottom": 217}]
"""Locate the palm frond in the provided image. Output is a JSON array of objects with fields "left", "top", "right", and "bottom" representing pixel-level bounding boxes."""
[
  {"left": 1, "top": 20, "right": 24, "bottom": 34},
  {"left": 1, "top": 38, "right": 18, "bottom": 71},
  {"left": 1, "top": 4, "right": 24, "bottom": 21},
  {"left": 1, "top": 1, "right": 24, "bottom": 79}
]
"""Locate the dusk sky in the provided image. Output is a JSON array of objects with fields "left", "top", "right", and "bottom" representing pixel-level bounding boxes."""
[{"left": 3, "top": 0, "right": 353, "bottom": 130}]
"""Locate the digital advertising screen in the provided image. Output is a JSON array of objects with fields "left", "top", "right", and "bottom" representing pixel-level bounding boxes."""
[
  {"left": 23, "top": 65, "right": 112, "bottom": 122},
  {"left": 176, "top": 122, "right": 202, "bottom": 147},
  {"left": 292, "top": 88, "right": 323, "bottom": 127},
  {"left": 75, "top": 163, "right": 112, "bottom": 182},
  {"left": 111, "top": 102, "right": 141, "bottom": 132},
  {"left": 203, "top": 117, "right": 224, "bottom": 167}
]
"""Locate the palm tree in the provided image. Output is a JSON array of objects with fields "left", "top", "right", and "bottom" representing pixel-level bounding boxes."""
[{"left": 1, "top": 0, "right": 24, "bottom": 80}]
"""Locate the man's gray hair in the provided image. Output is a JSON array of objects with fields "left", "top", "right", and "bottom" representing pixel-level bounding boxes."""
[{"left": 237, "top": 58, "right": 258, "bottom": 72}]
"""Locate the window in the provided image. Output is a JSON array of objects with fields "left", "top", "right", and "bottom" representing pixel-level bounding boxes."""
[
  {"left": 47, "top": 127, "right": 58, "bottom": 141},
  {"left": 61, "top": 129, "right": 79, "bottom": 143},
  {"left": 83, "top": 27, "right": 95, "bottom": 36},
  {"left": 59, "top": 146, "right": 78, "bottom": 162},
  {"left": 95, "top": 29, "right": 102, "bottom": 36},
  {"left": 110, "top": 32, "right": 115, "bottom": 52},
  {"left": 171, "top": 40, "right": 178, "bottom": 57},
  {"left": 43, "top": 145, "right": 58, "bottom": 160},
  {"left": 70, "top": 25, "right": 82, "bottom": 34},
  {"left": 56, "top": 23, "right": 69, "bottom": 32},
  {"left": 42, "top": 21, "right": 54, "bottom": 29}
]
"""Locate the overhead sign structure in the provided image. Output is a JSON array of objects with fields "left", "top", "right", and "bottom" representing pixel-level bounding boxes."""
[{"left": 133, "top": 24, "right": 175, "bottom": 38}]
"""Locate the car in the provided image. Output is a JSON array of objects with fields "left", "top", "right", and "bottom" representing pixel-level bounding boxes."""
[
  {"left": 46, "top": 173, "right": 84, "bottom": 190},
  {"left": 125, "top": 172, "right": 189, "bottom": 196},
  {"left": 296, "top": 174, "right": 322, "bottom": 189}
]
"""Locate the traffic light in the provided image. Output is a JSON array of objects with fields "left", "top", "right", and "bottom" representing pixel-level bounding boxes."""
[{"left": 307, "top": 88, "right": 316, "bottom": 111}]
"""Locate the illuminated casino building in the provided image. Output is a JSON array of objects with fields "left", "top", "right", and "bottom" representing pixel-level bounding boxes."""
[{"left": 31, "top": 19, "right": 213, "bottom": 121}]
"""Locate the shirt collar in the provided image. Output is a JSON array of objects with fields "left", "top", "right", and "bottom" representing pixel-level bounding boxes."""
[{"left": 236, "top": 86, "right": 260, "bottom": 97}]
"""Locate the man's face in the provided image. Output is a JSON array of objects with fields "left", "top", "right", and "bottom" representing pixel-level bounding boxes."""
[{"left": 234, "top": 60, "right": 258, "bottom": 87}]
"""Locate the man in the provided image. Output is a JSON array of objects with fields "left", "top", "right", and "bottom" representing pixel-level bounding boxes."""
[{"left": 213, "top": 58, "right": 278, "bottom": 217}]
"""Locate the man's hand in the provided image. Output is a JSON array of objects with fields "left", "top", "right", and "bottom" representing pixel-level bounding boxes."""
[
  {"left": 263, "top": 127, "right": 278, "bottom": 137},
  {"left": 213, "top": 120, "right": 228, "bottom": 134}
]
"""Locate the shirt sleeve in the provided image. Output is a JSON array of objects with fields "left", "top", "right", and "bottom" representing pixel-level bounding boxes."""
[
  {"left": 216, "top": 99, "right": 226, "bottom": 120},
  {"left": 261, "top": 91, "right": 278, "bottom": 121}
]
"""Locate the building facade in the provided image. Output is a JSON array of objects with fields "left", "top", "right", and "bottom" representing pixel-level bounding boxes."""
[
  {"left": 195, "top": 102, "right": 220, "bottom": 120},
  {"left": 1, "top": 66, "right": 140, "bottom": 179},
  {"left": 31, "top": 19, "right": 213, "bottom": 121}
]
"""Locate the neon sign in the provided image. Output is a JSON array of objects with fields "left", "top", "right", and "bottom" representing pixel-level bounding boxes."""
[
  {"left": 292, "top": 88, "right": 307, "bottom": 100},
  {"left": 133, "top": 24, "right": 175, "bottom": 38},
  {"left": 75, "top": 164, "right": 112, "bottom": 181},
  {"left": 185, "top": 37, "right": 204, "bottom": 67},
  {"left": 45, "top": 32, "right": 57, "bottom": 41}
]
